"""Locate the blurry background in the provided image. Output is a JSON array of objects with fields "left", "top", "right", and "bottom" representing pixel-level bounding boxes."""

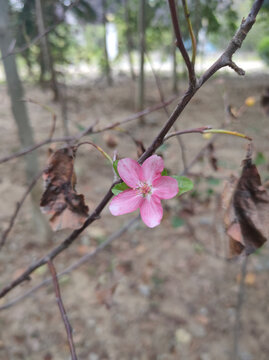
[{"left": 0, "top": 1, "right": 269, "bottom": 359}]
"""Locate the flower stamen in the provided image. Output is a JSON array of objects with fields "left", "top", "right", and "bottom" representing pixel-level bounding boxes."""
[{"left": 137, "top": 182, "right": 152, "bottom": 197}]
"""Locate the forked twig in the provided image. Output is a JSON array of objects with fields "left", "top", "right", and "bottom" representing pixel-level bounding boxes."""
[{"left": 167, "top": 0, "right": 196, "bottom": 86}]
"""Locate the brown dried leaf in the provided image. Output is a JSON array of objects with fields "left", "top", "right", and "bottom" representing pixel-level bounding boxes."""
[
  {"left": 208, "top": 143, "right": 218, "bottom": 171},
  {"left": 226, "top": 104, "right": 239, "bottom": 119},
  {"left": 223, "top": 158, "right": 269, "bottom": 256},
  {"left": 221, "top": 175, "right": 238, "bottom": 228},
  {"left": 40, "top": 147, "right": 89, "bottom": 231}
]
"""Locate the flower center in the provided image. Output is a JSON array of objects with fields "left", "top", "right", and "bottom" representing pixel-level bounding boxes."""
[{"left": 137, "top": 182, "right": 152, "bottom": 197}]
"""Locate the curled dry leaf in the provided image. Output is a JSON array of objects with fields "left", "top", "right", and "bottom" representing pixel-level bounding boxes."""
[
  {"left": 40, "top": 147, "right": 89, "bottom": 231},
  {"left": 222, "top": 158, "right": 269, "bottom": 256}
]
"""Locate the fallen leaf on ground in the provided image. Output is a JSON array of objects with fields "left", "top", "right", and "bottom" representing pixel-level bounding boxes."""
[
  {"left": 208, "top": 143, "right": 218, "bottom": 171},
  {"left": 95, "top": 283, "right": 118, "bottom": 309}
]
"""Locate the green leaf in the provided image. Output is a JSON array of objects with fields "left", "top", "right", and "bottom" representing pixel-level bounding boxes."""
[
  {"left": 254, "top": 152, "right": 266, "bottom": 165},
  {"left": 172, "top": 176, "right": 194, "bottom": 196},
  {"left": 113, "top": 160, "right": 119, "bottom": 177},
  {"left": 161, "top": 168, "right": 168, "bottom": 176},
  {"left": 112, "top": 182, "right": 130, "bottom": 195},
  {"left": 171, "top": 216, "right": 185, "bottom": 228}
]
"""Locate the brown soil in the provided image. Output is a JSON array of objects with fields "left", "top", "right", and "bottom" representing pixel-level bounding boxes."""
[{"left": 1, "top": 73, "right": 269, "bottom": 360}]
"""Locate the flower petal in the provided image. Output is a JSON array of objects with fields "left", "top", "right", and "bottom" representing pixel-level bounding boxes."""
[
  {"left": 140, "top": 195, "right": 163, "bottom": 228},
  {"left": 109, "top": 190, "right": 143, "bottom": 216},
  {"left": 118, "top": 158, "right": 141, "bottom": 188},
  {"left": 152, "top": 176, "right": 178, "bottom": 199},
  {"left": 141, "top": 155, "right": 164, "bottom": 184}
]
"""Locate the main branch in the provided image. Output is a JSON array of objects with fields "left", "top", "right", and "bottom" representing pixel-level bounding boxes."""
[{"left": 0, "top": 0, "right": 264, "bottom": 300}]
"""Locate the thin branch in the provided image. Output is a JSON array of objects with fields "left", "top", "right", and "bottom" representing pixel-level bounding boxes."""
[
  {"left": 0, "top": 0, "right": 263, "bottom": 301},
  {"left": 181, "top": 0, "right": 197, "bottom": 65},
  {"left": 75, "top": 141, "right": 113, "bottom": 164},
  {"left": 92, "top": 96, "right": 177, "bottom": 133},
  {"left": 48, "top": 260, "right": 78, "bottom": 360},
  {"left": 164, "top": 126, "right": 212, "bottom": 142},
  {"left": 167, "top": 0, "right": 196, "bottom": 86},
  {"left": 1, "top": 0, "right": 81, "bottom": 60},
  {"left": 145, "top": 51, "right": 187, "bottom": 170},
  {"left": 0, "top": 216, "right": 139, "bottom": 311},
  {"left": 0, "top": 97, "right": 176, "bottom": 165},
  {"left": 0, "top": 171, "right": 43, "bottom": 249},
  {"left": 0, "top": 134, "right": 86, "bottom": 165}
]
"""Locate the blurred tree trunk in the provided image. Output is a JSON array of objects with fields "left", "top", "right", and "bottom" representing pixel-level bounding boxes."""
[
  {"left": 123, "top": 0, "right": 135, "bottom": 81},
  {"left": 35, "top": 0, "right": 59, "bottom": 100},
  {"left": 0, "top": 0, "right": 51, "bottom": 241},
  {"left": 102, "top": 0, "right": 113, "bottom": 86},
  {"left": 136, "top": 0, "right": 146, "bottom": 119}
]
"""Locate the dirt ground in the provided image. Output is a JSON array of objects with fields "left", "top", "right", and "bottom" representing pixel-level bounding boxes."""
[{"left": 1, "top": 71, "right": 269, "bottom": 360}]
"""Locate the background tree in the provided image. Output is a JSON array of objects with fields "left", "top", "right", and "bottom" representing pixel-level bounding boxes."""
[{"left": 0, "top": 0, "right": 50, "bottom": 241}]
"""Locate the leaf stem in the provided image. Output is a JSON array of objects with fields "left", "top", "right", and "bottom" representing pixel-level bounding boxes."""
[
  {"left": 203, "top": 129, "right": 252, "bottom": 141},
  {"left": 76, "top": 141, "right": 113, "bottom": 164}
]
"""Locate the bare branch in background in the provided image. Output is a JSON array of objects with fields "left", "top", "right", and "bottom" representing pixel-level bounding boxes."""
[
  {"left": 167, "top": 0, "right": 196, "bottom": 86},
  {"left": 48, "top": 260, "right": 78, "bottom": 360},
  {"left": 145, "top": 52, "right": 187, "bottom": 171},
  {"left": 181, "top": 0, "right": 197, "bottom": 65},
  {"left": 0, "top": 217, "right": 139, "bottom": 311},
  {"left": 0, "top": 97, "right": 176, "bottom": 165},
  {"left": 164, "top": 126, "right": 212, "bottom": 142},
  {"left": 0, "top": 171, "right": 43, "bottom": 249}
]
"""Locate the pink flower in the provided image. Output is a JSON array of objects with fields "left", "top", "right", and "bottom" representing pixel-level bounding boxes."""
[{"left": 109, "top": 155, "right": 178, "bottom": 228}]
